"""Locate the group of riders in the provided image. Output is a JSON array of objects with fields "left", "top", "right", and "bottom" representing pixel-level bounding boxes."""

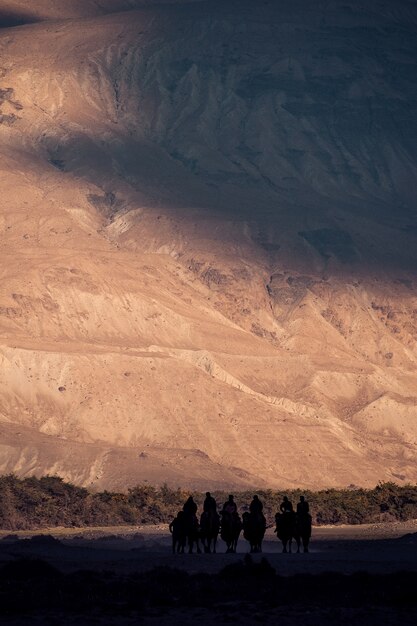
[{"left": 169, "top": 493, "right": 312, "bottom": 554}]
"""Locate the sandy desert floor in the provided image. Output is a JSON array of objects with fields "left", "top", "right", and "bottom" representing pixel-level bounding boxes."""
[
  {"left": 1, "top": 521, "right": 417, "bottom": 625},
  {"left": 1, "top": 519, "right": 417, "bottom": 575}
]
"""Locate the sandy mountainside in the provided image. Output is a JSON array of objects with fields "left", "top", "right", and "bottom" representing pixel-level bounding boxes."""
[{"left": 0, "top": 0, "right": 417, "bottom": 491}]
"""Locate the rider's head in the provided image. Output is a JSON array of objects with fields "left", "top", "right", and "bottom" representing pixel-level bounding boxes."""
[
  {"left": 206, "top": 492, "right": 211, "bottom": 497},
  {"left": 253, "top": 495, "right": 258, "bottom": 500},
  {"left": 228, "top": 494, "right": 234, "bottom": 501},
  {"left": 283, "top": 496, "right": 288, "bottom": 501},
  {"left": 300, "top": 495, "right": 305, "bottom": 501}
]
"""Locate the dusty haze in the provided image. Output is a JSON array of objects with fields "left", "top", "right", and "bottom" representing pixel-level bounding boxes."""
[{"left": 0, "top": 0, "right": 417, "bottom": 490}]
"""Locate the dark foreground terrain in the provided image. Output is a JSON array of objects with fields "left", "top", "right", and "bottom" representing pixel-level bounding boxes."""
[{"left": 1, "top": 522, "right": 417, "bottom": 625}]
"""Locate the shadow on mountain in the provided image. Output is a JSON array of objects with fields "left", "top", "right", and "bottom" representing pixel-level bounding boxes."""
[
  {"left": 37, "top": 128, "right": 417, "bottom": 276},
  {"left": 23, "top": 0, "right": 417, "bottom": 276},
  {"left": 0, "top": 10, "right": 40, "bottom": 28}
]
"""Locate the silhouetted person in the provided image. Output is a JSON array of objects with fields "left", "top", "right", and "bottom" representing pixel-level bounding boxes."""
[
  {"left": 280, "top": 495, "right": 293, "bottom": 513},
  {"left": 222, "top": 494, "right": 237, "bottom": 515},
  {"left": 183, "top": 495, "right": 198, "bottom": 517},
  {"left": 297, "top": 495, "right": 310, "bottom": 516},
  {"left": 203, "top": 491, "right": 217, "bottom": 514},
  {"left": 249, "top": 494, "right": 263, "bottom": 515}
]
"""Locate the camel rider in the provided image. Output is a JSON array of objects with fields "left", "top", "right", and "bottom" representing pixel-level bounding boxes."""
[
  {"left": 280, "top": 495, "right": 294, "bottom": 513},
  {"left": 183, "top": 495, "right": 198, "bottom": 518},
  {"left": 249, "top": 495, "right": 263, "bottom": 515},
  {"left": 203, "top": 492, "right": 217, "bottom": 514},
  {"left": 222, "top": 494, "right": 237, "bottom": 515},
  {"left": 297, "top": 495, "right": 310, "bottom": 516}
]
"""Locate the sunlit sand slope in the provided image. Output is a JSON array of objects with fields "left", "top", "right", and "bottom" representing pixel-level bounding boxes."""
[{"left": 0, "top": 0, "right": 416, "bottom": 489}]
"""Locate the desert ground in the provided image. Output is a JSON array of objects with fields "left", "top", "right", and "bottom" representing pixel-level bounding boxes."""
[
  {"left": 2, "top": 519, "right": 417, "bottom": 575},
  {"left": 1, "top": 520, "right": 417, "bottom": 624}
]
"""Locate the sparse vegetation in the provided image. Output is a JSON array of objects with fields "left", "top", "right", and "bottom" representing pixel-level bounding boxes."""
[{"left": 0, "top": 476, "right": 417, "bottom": 530}]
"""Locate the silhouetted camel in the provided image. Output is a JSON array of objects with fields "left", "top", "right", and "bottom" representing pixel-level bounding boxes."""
[
  {"left": 220, "top": 511, "right": 242, "bottom": 553},
  {"left": 170, "top": 510, "right": 202, "bottom": 554},
  {"left": 169, "top": 511, "right": 186, "bottom": 554},
  {"left": 242, "top": 511, "right": 266, "bottom": 553},
  {"left": 275, "top": 511, "right": 297, "bottom": 553},
  {"left": 295, "top": 512, "right": 312, "bottom": 553},
  {"left": 200, "top": 510, "right": 220, "bottom": 553},
  {"left": 275, "top": 511, "right": 312, "bottom": 553},
  {"left": 183, "top": 512, "right": 201, "bottom": 554}
]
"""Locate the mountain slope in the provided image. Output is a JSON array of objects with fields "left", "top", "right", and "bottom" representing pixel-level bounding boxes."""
[{"left": 0, "top": 0, "right": 416, "bottom": 490}]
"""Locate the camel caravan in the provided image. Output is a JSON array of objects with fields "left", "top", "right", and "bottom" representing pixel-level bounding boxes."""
[{"left": 169, "top": 493, "right": 312, "bottom": 555}]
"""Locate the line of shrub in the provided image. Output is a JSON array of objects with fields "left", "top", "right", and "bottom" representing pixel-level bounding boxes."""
[{"left": 0, "top": 475, "right": 416, "bottom": 530}]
